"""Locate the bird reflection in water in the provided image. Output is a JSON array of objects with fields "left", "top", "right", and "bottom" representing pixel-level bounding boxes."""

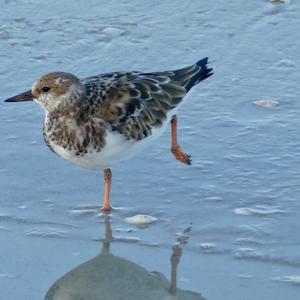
[{"left": 44, "top": 215, "right": 205, "bottom": 300}]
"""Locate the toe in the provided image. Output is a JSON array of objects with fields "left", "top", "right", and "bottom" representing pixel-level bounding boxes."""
[{"left": 171, "top": 146, "right": 192, "bottom": 165}]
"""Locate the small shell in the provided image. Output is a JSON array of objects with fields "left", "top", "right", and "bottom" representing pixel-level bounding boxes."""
[
  {"left": 199, "top": 242, "right": 216, "bottom": 250},
  {"left": 276, "top": 276, "right": 300, "bottom": 285},
  {"left": 125, "top": 214, "right": 157, "bottom": 225},
  {"left": 271, "top": 0, "right": 289, "bottom": 4},
  {"left": 254, "top": 99, "right": 279, "bottom": 108}
]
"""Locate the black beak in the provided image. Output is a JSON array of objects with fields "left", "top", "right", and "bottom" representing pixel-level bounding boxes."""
[{"left": 4, "top": 90, "right": 33, "bottom": 102}]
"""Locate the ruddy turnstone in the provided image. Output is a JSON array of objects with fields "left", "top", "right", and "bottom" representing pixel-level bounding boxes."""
[{"left": 5, "top": 58, "right": 213, "bottom": 212}]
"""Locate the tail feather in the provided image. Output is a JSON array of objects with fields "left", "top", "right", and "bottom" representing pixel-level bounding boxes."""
[{"left": 173, "top": 57, "right": 213, "bottom": 92}]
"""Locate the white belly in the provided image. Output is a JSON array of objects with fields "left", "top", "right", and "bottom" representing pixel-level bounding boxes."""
[{"left": 48, "top": 120, "right": 170, "bottom": 170}]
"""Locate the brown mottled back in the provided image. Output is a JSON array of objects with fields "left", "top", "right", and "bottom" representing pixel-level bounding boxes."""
[{"left": 81, "top": 58, "right": 213, "bottom": 140}]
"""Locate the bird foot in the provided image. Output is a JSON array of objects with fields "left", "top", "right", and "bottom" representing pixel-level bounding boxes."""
[
  {"left": 101, "top": 206, "right": 112, "bottom": 214},
  {"left": 171, "top": 145, "right": 192, "bottom": 165}
]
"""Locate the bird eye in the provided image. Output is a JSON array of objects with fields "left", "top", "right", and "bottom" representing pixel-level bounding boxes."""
[{"left": 42, "top": 86, "right": 51, "bottom": 92}]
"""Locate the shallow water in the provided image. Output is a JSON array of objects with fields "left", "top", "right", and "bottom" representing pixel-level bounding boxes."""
[{"left": 1, "top": 0, "right": 300, "bottom": 299}]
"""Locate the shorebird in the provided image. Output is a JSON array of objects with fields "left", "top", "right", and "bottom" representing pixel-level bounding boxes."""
[{"left": 5, "top": 58, "right": 213, "bottom": 212}]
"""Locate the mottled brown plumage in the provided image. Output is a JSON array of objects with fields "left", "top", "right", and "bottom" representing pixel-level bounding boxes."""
[
  {"left": 81, "top": 58, "right": 212, "bottom": 142},
  {"left": 5, "top": 57, "right": 213, "bottom": 211}
]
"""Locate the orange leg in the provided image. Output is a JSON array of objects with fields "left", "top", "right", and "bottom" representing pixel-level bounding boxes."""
[
  {"left": 102, "top": 168, "right": 112, "bottom": 213},
  {"left": 170, "top": 115, "right": 191, "bottom": 165}
]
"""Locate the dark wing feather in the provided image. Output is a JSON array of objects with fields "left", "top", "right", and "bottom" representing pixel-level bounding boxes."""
[{"left": 81, "top": 58, "right": 213, "bottom": 140}]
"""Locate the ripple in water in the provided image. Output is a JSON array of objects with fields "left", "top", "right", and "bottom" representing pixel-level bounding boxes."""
[
  {"left": 234, "top": 205, "right": 286, "bottom": 216},
  {"left": 25, "top": 227, "right": 69, "bottom": 238}
]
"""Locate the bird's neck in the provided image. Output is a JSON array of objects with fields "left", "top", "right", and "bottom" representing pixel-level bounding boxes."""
[{"left": 46, "top": 99, "right": 87, "bottom": 120}]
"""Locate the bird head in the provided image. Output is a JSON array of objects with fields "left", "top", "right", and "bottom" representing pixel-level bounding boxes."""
[{"left": 4, "top": 72, "right": 86, "bottom": 112}]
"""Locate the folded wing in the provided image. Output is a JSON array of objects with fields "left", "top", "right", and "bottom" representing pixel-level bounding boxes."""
[{"left": 81, "top": 58, "right": 213, "bottom": 140}]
